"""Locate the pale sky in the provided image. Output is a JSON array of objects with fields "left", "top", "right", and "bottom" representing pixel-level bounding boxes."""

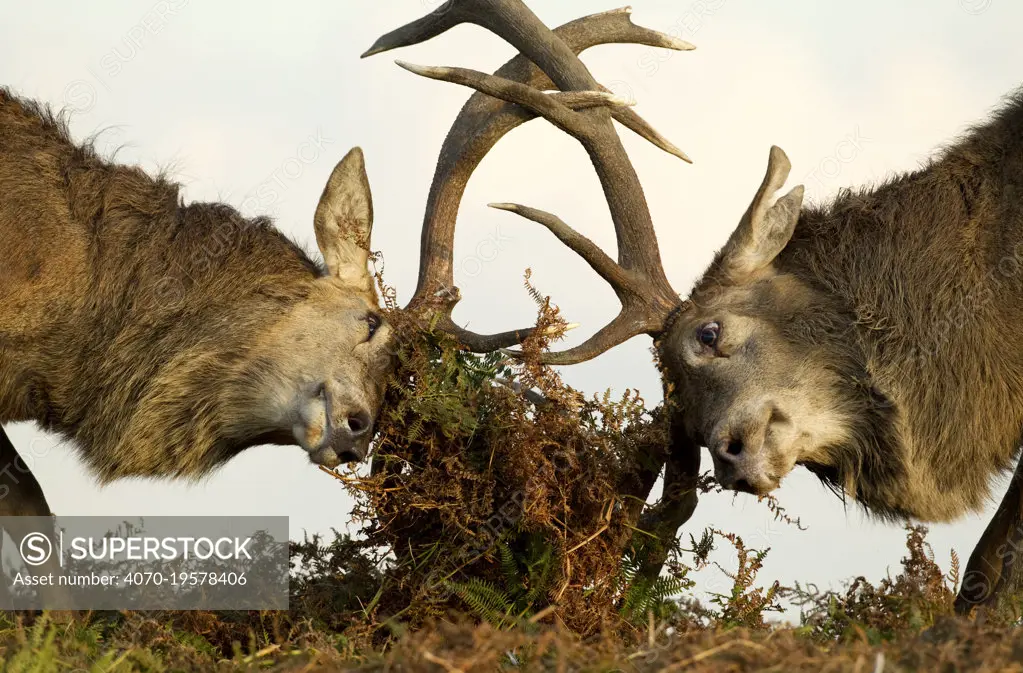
[{"left": 2, "top": 0, "right": 1022, "bottom": 620}]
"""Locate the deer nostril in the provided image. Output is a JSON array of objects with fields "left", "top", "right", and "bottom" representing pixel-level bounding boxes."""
[
  {"left": 734, "top": 478, "right": 754, "bottom": 493},
  {"left": 346, "top": 410, "right": 372, "bottom": 437},
  {"left": 726, "top": 439, "right": 744, "bottom": 456}
]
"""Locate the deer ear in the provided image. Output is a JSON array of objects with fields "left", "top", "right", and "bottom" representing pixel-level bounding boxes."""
[
  {"left": 718, "top": 146, "right": 804, "bottom": 281},
  {"left": 314, "top": 147, "right": 375, "bottom": 289}
]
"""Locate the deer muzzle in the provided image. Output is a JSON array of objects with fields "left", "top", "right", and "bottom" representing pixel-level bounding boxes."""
[
  {"left": 292, "top": 382, "right": 374, "bottom": 467},
  {"left": 709, "top": 404, "right": 784, "bottom": 496}
]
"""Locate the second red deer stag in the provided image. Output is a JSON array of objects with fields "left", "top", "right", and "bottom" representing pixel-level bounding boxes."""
[{"left": 368, "top": 0, "right": 1023, "bottom": 612}]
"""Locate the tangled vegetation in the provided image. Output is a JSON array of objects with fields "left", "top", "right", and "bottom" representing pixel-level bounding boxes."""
[
  {"left": 3, "top": 276, "right": 1023, "bottom": 671},
  {"left": 312, "top": 274, "right": 691, "bottom": 641}
]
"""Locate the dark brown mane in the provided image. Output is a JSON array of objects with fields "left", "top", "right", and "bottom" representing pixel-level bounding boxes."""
[
  {"left": 776, "top": 88, "right": 1023, "bottom": 519},
  {"left": 0, "top": 86, "right": 324, "bottom": 278}
]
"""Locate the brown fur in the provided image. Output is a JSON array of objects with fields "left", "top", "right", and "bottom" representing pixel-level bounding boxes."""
[
  {"left": 660, "top": 88, "right": 1023, "bottom": 524},
  {"left": 0, "top": 87, "right": 392, "bottom": 491}
]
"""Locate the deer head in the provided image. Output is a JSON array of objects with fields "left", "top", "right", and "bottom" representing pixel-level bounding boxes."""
[{"left": 243, "top": 147, "right": 394, "bottom": 468}]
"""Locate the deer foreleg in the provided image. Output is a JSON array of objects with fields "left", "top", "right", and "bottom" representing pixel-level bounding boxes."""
[
  {"left": 0, "top": 426, "right": 73, "bottom": 614},
  {"left": 955, "top": 452, "right": 1023, "bottom": 614}
]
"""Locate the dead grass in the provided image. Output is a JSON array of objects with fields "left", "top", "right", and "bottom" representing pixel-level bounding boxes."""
[{"left": 4, "top": 602, "right": 1023, "bottom": 672}]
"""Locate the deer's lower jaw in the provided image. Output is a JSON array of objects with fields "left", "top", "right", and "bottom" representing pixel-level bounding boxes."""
[
  {"left": 308, "top": 444, "right": 364, "bottom": 469},
  {"left": 714, "top": 466, "right": 780, "bottom": 497}
]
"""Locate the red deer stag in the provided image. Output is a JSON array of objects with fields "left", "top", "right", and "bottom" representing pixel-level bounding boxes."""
[
  {"left": 0, "top": 88, "right": 395, "bottom": 592},
  {"left": 367, "top": 0, "right": 1023, "bottom": 613}
]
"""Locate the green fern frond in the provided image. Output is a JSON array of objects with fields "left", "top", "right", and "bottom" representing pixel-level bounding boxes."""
[
  {"left": 620, "top": 576, "right": 653, "bottom": 618},
  {"left": 498, "top": 542, "right": 520, "bottom": 595},
  {"left": 405, "top": 417, "right": 426, "bottom": 444},
  {"left": 447, "top": 578, "right": 514, "bottom": 626},
  {"left": 523, "top": 539, "right": 558, "bottom": 606},
  {"left": 652, "top": 575, "right": 689, "bottom": 601}
]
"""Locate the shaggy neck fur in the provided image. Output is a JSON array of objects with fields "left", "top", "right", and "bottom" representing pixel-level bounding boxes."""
[
  {"left": 777, "top": 90, "right": 1023, "bottom": 521},
  {"left": 0, "top": 88, "right": 324, "bottom": 482}
]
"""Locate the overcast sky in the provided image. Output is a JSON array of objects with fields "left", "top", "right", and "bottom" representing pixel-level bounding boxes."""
[{"left": 3, "top": 0, "right": 1022, "bottom": 620}]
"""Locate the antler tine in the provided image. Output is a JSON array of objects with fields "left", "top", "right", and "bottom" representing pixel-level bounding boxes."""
[
  {"left": 395, "top": 62, "right": 638, "bottom": 144},
  {"left": 608, "top": 103, "right": 692, "bottom": 164},
  {"left": 368, "top": 3, "right": 690, "bottom": 355},
  {"left": 488, "top": 202, "right": 659, "bottom": 363},
  {"left": 503, "top": 308, "right": 661, "bottom": 366},
  {"left": 364, "top": 5, "right": 696, "bottom": 60},
  {"left": 487, "top": 203, "right": 635, "bottom": 294}
]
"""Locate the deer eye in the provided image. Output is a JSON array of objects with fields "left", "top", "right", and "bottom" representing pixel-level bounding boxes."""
[
  {"left": 697, "top": 322, "right": 720, "bottom": 348},
  {"left": 365, "top": 313, "right": 382, "bottom": 341}
]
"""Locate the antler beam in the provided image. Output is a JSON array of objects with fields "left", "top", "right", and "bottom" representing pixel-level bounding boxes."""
[{"left": 368, "top": 3, "right": 690, "bottom": 358}]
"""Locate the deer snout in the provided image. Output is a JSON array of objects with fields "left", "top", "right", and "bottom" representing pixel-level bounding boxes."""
[
  {"left": 324, "top": 411, "right": 373, "bottom": 464},
  {"left": 710, "top": 405, "right": 781, "bottom": 496},
  {"left": 293, "top": 383, "right": 374, "bottom": 467}
]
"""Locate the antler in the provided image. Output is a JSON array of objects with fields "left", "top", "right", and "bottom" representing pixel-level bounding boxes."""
[{"left": 367, "top": 1, "right": 690, "bottom": 363}]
